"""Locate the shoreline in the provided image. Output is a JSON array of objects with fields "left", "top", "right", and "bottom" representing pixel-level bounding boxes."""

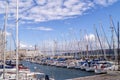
[{"left": 69, "top": 71, "right": 120, "bottom": 80}]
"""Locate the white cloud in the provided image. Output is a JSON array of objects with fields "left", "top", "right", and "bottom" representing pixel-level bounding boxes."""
[
  {"left": 94, "top": 0, "right": 118, "bottom": 6},
  {"left": 0, "top": 0, "right": 118, "bottom": 23},
  {"left": 19, "top": 41, "right": 34, "bottom": 49},
  {"left": 0, "top": 1, "right": 6, "bottom": 14},
  {"left": 20, "top": 43, "right": 27, "bottom": 48},
  {"left": 7, "top": 24, "right": 15, "bottom": 30},
  {"left": 1, "top": 31, "right": 11, "bottom": 36},
  {"left": 6, "top": 31, "right": 11, "bottom": 36},
  {"left": 35, "top": 0, "right": 47, "bottom": 5},
  {"left": 27, "top": 26, "right": 53, "bottom": 31},
  {"left": 84, "top": 34, "right": 95, "bottom": 41}
]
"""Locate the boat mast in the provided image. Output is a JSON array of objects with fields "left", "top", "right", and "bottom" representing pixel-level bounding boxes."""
[
  {"left": 117, "top": 22, "right": 120, "bottom": 70},
  {"left": 53, "top": 40, "right": 57, "bottom": 56},
  {"left": 10, "top": 32, "right": 12, "bottom": 59},
  {"left": 16, "top": 0, "right": 19, "bottom": 80},
  {"left": 110, "top": 25, "right": 115, "bottom": 60},
  {"left": 94, "top": 25, "right": 104, "bottom": 58},
  {"left": 100, "top": 23, "right": 111, "bottom": 60},
  {"left": 110, "top": 16, "right": 118, "bottom": 61},
  {"left": 94, "top": 33, "right": 99, "bottom": 58},
  {"left": 85, "top": 30, "right": 89, "bottom": 59},
  {"left": 77, "top": 30, "right": 82, "bottom": 59},
  {"left": 86, "top": 31, "right": 94, "bottom": 59},
  {"left": 99, "top": 23, "right": 107, "bottom": 60},
  {"left": 110, "top": 16, "right": 117, "bottom": 36},
  {"left": 3, "top": 1, "right": 8, "bottom": 79}
]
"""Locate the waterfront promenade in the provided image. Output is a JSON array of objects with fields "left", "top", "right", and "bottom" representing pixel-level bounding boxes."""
[{"left": 71, "top": 71, "right": 120, "bottom": 80}]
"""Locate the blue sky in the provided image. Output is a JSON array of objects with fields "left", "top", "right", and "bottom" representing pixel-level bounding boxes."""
[{"left": 0, "top": 0, "right": 120, "bottom": 49}]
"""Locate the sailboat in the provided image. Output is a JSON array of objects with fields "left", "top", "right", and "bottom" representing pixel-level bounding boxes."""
[
  {"left": 15, "top": 0, "right": 47, "bottom": 80},
  {"left": 0, "top": 1, "right": 46, "bottom": 80},
  {"left": 0, "top": 1, "right": 16, "bottom": 79}
]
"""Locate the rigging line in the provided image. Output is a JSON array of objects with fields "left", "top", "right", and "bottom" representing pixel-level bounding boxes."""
[{"left": 110, "top": 15, "right": 118, "bottom": 36}]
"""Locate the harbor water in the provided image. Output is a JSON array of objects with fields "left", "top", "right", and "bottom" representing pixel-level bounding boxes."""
[{"left": 21, "top": 61, "right": 96, "bottom": 80}]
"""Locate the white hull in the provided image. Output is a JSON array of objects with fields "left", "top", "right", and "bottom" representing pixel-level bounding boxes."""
[
  {"left": 94, "top": 69, "right": 107, "bottom": 74},
  {"left": 85, "top": 67, "right": 95, "bottom": 72},
  {"left": 67, "top": 66, "right": 75, "bottom": 69},
  {"left": 75, "top": 66, "right": 81, "bottom": 69},
  {"left": 0, "top": 71, "right": 45, "bottom": 80},
  {"left": 0, "top": 68, "right": 16, "bottom": 72}
]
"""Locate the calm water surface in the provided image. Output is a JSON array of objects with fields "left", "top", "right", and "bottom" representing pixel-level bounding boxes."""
[{"left": 21, "top": 61, "right": 96, "bottom": 80}]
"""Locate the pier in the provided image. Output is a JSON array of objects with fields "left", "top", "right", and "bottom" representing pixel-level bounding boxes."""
[{"left": 71, "top": 71, "right": 120, "bottom": 80}]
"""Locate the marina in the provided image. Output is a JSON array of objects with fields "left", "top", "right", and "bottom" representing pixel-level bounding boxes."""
[
  {"left": 21, "top": 57, "right": 120, "bottom": 80},
  {"left": 22, "top": 61, "right": 96, "bottom": 80},
  {"left": 0, "top": 0, "right": 120, "bottom": 80}
]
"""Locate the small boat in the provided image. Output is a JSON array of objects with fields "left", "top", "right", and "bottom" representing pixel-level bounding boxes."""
[
  {"left": 67, "top": 62, "right": 75, "bottom": 69},
  {"left": 75, "top": 59, "right": 84, "bottom": 69},
  {"left": 85, "top": 60, "right": 99, "bottom": 72},
  {"left": 0, "top": 70, "right": 45, "bottom": 80},
  {"left": 104, "top": 61, "right": 118, "bottom": 71},
  {"left": 94, "top": 61, "right": 108, "bottom": 74},
  {"left": 79, "top": 61, "right": 88, "bottom": 70},
  {"left": 85, "top": 62, "right": 96, "bottom": 72},
  {"left": 50, "top": 61, "right": 57, "bottom": 66},
  {"left": 0, "top": 64, "right": 16, "bottom": 73},
  {"left": 0, "top": 64, "right": 45, "bottom": 80},
  {"left": 56, "top": 61, "right": 66, "bottom": 68},
  {"left": 94, "top": 60, "right": 119, "bottom": 74},
  {"left": 80, "top": 62, "right": 88, "bottom": 70}
]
